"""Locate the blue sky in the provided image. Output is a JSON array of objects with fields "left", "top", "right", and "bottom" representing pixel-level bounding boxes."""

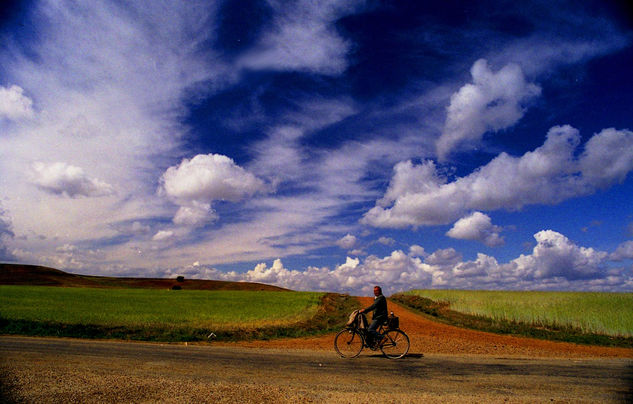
[{"left": 0, "top": 0, "right": 632, "bottom": 295}]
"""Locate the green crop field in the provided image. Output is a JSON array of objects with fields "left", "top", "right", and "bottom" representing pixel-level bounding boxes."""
[
  {"left": 404, "top": 290, "right": 633, "bottom": 337},
  {"left": 0, "top": 285, "right": 323, "bottom": 330}
]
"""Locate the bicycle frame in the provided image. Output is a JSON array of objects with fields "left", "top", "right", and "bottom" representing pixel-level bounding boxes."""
[{"left": 335, "top": 312, "right": 410, "bottom": 359}]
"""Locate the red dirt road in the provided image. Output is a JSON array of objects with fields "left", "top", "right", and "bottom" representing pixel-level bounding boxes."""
[{"left": 224, "top": 297, "right": 633, "bottom": 359}]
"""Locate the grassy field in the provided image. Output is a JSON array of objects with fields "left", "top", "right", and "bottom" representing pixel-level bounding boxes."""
[
  {"left": 401, "top": 290, "right": 633, "bottom": 338},
  {"left": 0, "top": 285, "right": 360, "bottom": 341}
]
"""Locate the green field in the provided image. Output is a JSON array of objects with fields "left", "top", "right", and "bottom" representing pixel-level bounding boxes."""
[
  {"left": 0, "top": 286, "right": 326, "bottom": 338},
  {"left": 403, "top": 290, "right": 633, "bottom": 338}
]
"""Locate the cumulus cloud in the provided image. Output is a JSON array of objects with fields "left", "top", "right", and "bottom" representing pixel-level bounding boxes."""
[
  {"left": 336, "top": 233, "right": 357, "bottom": 249},
  {"left": 378, "top": 236, "right": 395, "bottom": 246},
  {"left": 453, "top": 253, "right": 499, "bottom": 278},
  {"left": 238, "top": 0, "right": 363, "bottom": 75},
  {"left": 408, "top": 245, "right": 427, "bottom": 258},
  {"left": 436, "top": 59, "right": 541, "bottom": 160},
  {"left": 447, "top": 211, "right": 504, "bottom": 247},
  {"left": 161, "top": 154, "right": 265, "bottom": 226},
  {"left": 0, "top": 207, "right": 15, "bottom": 261},
  {"left": 161, "top": 228, "right": 631, "bottom": 294},
  {"left": 510, "top": 230, "right": 607, "bottom": 280},
  {"left": 579, "top": 128, "right": 633, "bottom": 188},
  {"left": 610, "top": 240, "right": 633, "bottom": 261},
  {"left": 0, "top": 85, "right": 34, "bottom": 121},
  {"left": 364, "top": 126, "right": 633, "bottom": 228},
  {"left": 216, "top": 252, "right": 434, "bottom": 295},
  {"left": 424, "top": 248, "right": 463, "bottom": 267},
  {"left": 30, "top": 162, "right": 115, "bottom": 198},
  {"left": 173, "top": 202, "right": 217, "bottom": 227},
  {"left": 162, "top": 154, "right": 265, "bottom": 203}
]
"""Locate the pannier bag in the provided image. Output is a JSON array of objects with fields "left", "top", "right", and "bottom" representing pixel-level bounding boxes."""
[{"left": 386, "top": 312, "right": 399, "bottom": 329}]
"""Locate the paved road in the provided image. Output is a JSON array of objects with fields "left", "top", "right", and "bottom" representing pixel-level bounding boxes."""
[{"left": 1, "top": 336, "right": 632, "bottom": 403}]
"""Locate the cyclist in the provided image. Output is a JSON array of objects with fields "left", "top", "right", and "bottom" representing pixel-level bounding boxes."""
[{"left": 359, "top": 285, "right": 387, "bottom": 345}]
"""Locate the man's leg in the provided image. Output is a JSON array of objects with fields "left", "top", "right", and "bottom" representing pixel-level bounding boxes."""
[{"left": 367, "top": 319, "right": 380, "bottom": 343}]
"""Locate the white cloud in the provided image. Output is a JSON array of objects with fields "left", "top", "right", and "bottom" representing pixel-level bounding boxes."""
[
  {"left": 377, "top": 160, "right": 444, "bottom": 208},
  {"left": 510, "top": 230, "right": 607, "bottom": 280},
  {"left": 152, "top": 230, "right": 175, "bottom": 242},
  {"left": 238, "top": 0, "right": 363, "bottom": 75},
  {"left": 424, "top": 248, "right": 463, "bottom": 267},
  {"left": 173, "top": 202, "right": 217, "bottom": 227},
  {"left": 378, "top": 236, "right": 396, "bottom": 246},
  {"left": 364, "top": 126, "right": 633, "bottom": 228},
  {"left": 0, "top": 85, "right": 34, "bottom": 120},
  {"left": 579, "top": 128, "right": 633, "bottom": 188},
  {"left": 610, "top": 240, "right": 633, "bottom": 261},
  {"left": 0, "top": 206, "right": 15, "bottom": 261},
  {"left": 453, "top": 253, "right": 499, "bottom": 277},
  {"left": 161, "top": 154, "right": 265, "bottom": 226},
  {"left": 218, "top": 252, "right": 435, "bottom": 295},
  {"left": 162, "top": 154, "right": 265, "bottom": 203},
  {"left": 30, "top": 162, "right": 115, "bottom": 198},
  {"left": 145, "top": 228, "right": 631, "bottom": 294},
  {"left": 436, "top": 59, "right": 541, "bottom": 160},
  {"left": 447, "top": 211, "right": 504, "bottom": 247},
  {"left": 336, "top": 233, "right": 357, "bottom": 249},
  {"left": 408, "top": 245, "right": 427, "bottom": 258}
]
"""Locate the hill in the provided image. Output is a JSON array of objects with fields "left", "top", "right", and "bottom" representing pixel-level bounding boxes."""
[{"left": 0, "top": 263, "right": 287, "bottom": 291}]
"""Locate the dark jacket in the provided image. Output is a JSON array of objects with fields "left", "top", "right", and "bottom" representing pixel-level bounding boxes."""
[{"left": 364, "top": 294, "right": 388, "bottom": 322}]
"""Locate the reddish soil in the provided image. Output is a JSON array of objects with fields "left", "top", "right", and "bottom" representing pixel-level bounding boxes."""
[{"left": 223, "top": 297, "right": 633, "bottom": 359}]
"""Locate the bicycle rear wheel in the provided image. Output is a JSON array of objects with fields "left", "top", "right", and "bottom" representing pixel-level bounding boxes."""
[
  {"left": 334, "top": 328, "right": 363, "bottom": 358},
  {"left": 380, "top": 329, "right": 409, "bottom": 359}
]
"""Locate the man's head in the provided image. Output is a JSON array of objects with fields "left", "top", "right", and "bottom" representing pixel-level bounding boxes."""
[{"left": 373, "top": 286, "right": 382, "bottom": 296}]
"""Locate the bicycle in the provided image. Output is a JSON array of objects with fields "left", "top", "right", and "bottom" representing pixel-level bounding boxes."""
[{"left": 334, "top": 312, "right": 410, "bottom": 359}]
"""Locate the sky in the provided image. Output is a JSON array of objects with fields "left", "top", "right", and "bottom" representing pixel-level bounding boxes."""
[{"left": 0, "top": 0, "right": 632, "bottom": 295}]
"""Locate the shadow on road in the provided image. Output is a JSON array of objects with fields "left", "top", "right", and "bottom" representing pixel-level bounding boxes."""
[
  {"left": 625, "top": 363, "right": 633, "bottom": 403},
  {"left": 0, "top": 371, "right": 18, "bottom": 404},
  {"left": 365, "top": 352, "right": 424, "bottom": 359}
]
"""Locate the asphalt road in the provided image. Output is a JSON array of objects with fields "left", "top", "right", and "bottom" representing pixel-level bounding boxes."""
[{"left": 1, "top": 336, "right": 632, "bottom": 403}]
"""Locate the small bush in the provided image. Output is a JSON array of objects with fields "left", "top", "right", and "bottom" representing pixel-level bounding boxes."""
[{"left": 171, "top": 285, "right": 182, "bottom": 290}]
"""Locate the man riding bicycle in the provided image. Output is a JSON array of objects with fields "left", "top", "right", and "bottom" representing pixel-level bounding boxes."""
[{"left": 359, "top": 285, "right": 387, "bottom": 345}]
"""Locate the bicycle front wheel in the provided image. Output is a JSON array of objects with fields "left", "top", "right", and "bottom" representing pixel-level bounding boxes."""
[
  {"left": 380, "top": 329, "right": 410, "bottom": 359},
  {"left": 334, "top": 328, "right": 363, "bottom": 358}
]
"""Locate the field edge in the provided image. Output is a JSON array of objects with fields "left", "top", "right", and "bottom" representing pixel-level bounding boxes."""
[
  {"left": 0, "top": 293, "right": 359, "bottom": 343},
  {"left": 391, "top": 293, "right": 633, "bottom": 349}
]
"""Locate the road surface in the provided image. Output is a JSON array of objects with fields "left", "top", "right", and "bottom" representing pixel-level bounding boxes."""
[{"left": 1, "top": 336, "right": 631, "bottom": 403}]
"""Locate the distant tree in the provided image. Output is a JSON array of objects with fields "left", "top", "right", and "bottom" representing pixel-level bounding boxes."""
[{"left": 176, "top": 276, "right": 185, "bottom": 282}]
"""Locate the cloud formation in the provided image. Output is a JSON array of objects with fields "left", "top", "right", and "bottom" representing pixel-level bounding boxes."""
[
  {"left": 173, "top": 229, "right": 630, "bottom": 294},
  {"left": 238, "top": 0, "right": 363, "bottom": 75},
  {"left": 336, "top": 234, "right": 357, "bottom": 249},
  {"left": 447, "top": 211, "right": 504, "bottom": 247},
  {"left": 30, "top": 162, "right": 115, "bottom": 198},
  {"left": 436, "top": 59, "right": 541, "bottom": 160},
  {"left": 0, "top": 207, "right": 15, "bottom": 261},
  {"left": 510, "top": 230, "right": 608, "bottom": 280},
  {"left": 364, "top": 126, "right": 633, "bottom": 228},
  {"left": 610, "top": 241, "right": 633, "bottom": 261},
  {"left": 0, "top": 85, "right": 34, "bottom": 121},
  {"left": 161, "top": 154, "right": 265, "bottom": 226}
]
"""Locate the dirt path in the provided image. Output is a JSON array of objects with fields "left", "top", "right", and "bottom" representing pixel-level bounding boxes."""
[
  {"left": 220, "top": 297, "right": 633, "bottom": 359},
  {"left": 2, "top": 336, "right": 632, "bottom": 403}
]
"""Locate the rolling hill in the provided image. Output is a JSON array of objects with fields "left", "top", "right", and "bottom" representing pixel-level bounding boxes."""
[{"left": 0, "top": 263, "right": 287, "bottom": 291}]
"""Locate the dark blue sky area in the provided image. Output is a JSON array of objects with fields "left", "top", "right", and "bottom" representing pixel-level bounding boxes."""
[{"left": 1, "top": 0, "right": 632, "bottom": 293}]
